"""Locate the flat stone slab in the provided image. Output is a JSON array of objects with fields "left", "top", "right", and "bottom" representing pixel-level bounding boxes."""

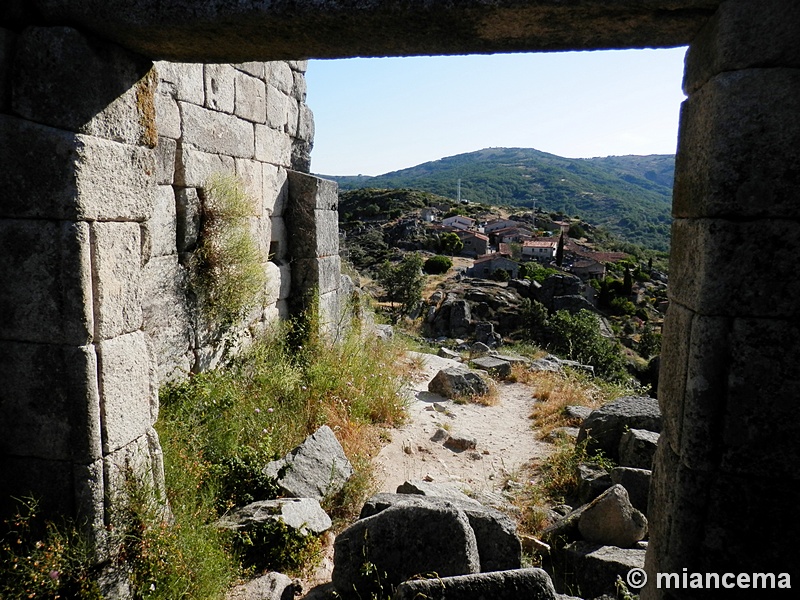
[
  {"left": 217, "top": 497, "right": 332, "bottom": 536},
  {"left": 264, "top": 425, "right": 353, "bottom": 500},
  {"left": 471, "top": 356, "right": 512, "bottom": 378},
  {"left": 393, "top": 568, "right": 557, "bottom": 600}
]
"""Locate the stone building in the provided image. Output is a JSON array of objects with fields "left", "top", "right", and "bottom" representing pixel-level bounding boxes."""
[{"left": 1, "top": 2, "right": 799, "bottom": 599}]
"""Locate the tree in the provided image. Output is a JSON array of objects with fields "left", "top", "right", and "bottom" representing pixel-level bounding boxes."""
[
  {"left": 377, "top": 253, "right": 425, "bottom": 322},
  {"left": 439, "top": 232, "right": 464, "bottom": 256},
  {"left": 423, "top": 255, "right": 453, "bottom": 275},
  {"left": 556, "top": 231, "right": 565, "bottom": 267}
]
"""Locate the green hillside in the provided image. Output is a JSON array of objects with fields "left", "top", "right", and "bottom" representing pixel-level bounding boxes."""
[{"left": 321, "top": 148, "right": 674, "bottom": 251}]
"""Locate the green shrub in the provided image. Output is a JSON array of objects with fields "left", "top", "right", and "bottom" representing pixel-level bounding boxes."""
[
  {"left": 190, "top": 174, "right": 267, "bottom": 326},
  {"left": 491, "top": 268, "right": 511, "bottom": 282},
  {"left": 423, "top": 255, "right": 453, "bottom": 274}
]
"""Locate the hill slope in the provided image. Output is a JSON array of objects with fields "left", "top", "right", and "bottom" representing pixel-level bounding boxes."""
[{"left": 321, "top": 148, "right": 674, "bottom": 251}]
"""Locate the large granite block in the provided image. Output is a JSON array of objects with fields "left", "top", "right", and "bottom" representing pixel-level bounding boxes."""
[
  {"left": 91, "top": 222, "right": 143, "bottom": 340},
  {"left": 265, "top": 83, "right": 289, "bottom": 130},
  {"left": 0, "top": 220, "right": 93, "bottom": 344},
  {"left": 292, "top": 255, "right": 342, "bottom": 297},
  {"left": 0, "top": 116, "right": 155, "bottom": 221},
  {"left": 674, "top": 69, "right": 800, "bottom": 219},
  {"left": 684, "top": 0, "right": 800, "bottom": 93},
  {"left": 180, "top": 100, "right": 254, "bottom": 158},
  {"left": 155, "top": 61, "right": 204, "bottom": 105},
  {"left": 149, "top": 185, "right": 177, "bottom": 258},
  {"left": 235, "top": 70, "right": 267, "bottom": 123},
  {"left": 204, "top": 63, "right": 236, "bottom": 113},
  {"left": 0, "top": 341, "right": 101, "bottom": 462},
  {"left": 263, "top": 163, "right": 289, "bottom": 216},
  {"left": 670, "top": 217, "right": 800, "bottom": 318},
  {"left": 12, "top": 26, "right": 155, "bottom": 147},
  {"left": 255, "top": 123, "right": 292, "bottom": 167},
  {"left": 174, "top": 144, "right": 235, "bottom": 188},
  {"left": 97, "top": 331, "right": 154, "bottom": 454},
  {"left": 267, "top": 61, "right": 294, "bottom": 95}
]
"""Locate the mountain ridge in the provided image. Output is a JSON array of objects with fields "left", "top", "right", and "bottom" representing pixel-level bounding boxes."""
[{"left": 317, "top": 147, "right": 674, "bottom": 251}]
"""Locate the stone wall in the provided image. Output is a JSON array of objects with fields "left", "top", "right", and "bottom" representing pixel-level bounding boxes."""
[{"left": 0, "top": 23, "right": 341, "bottom": 545}]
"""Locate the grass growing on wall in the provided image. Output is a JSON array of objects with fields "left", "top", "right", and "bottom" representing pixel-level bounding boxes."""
[
  {"left": 191, "top": 174, "right": 267, "bottom": 327},
  {"left": 0, "top": 318, "right": 411, "bottom": 599}
]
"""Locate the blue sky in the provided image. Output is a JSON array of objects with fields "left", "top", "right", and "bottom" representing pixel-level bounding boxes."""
[{"left": 305, "top": 47, "right": 687, "bottom": 176}]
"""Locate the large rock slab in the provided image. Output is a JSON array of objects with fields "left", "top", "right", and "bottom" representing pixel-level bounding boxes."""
[
  {"left": 560, "top": 542, "right": 646, "bottom": 599},
  {"left": 362, "top": 492, "right": 521, "bottom": 573},
  {"left": 264, "top": 425, "right": 353, "bottom": 500},
  {"left": 578, "top": 484, "right": 647, "bottom": 548},
  {"left": 332, "top": 504, "right": 480, "bottom": 598},
  {"left": 471, "top": 356, "right": 512, "bottom": 379},
  {"left": 618, "top": 428, "right": 660, "bottom": 469},
  {"left": 396, "top": 480, "right": 479, "bottom": 504},
  {"left": 217, "top": 498, "right": 332, "bottom": 536},
  {"left": 610, "top": 467, "right": 652, "bottom": 516},
  {"left": 577, "top": 395, "right": 661, "bottom": 461},
  {"left": 393, "top": 568, "right": 557, "bottom": 600},
  {"left": 226, "top": 572, "right": 296, "bottom": 600},
  {"left": 428, "top": 366, "right": 490, "bottom": 399}
]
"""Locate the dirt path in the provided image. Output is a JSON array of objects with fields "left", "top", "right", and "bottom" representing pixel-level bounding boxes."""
[{"left": 373, "top": 352, "right": 551, "bottom": 499}]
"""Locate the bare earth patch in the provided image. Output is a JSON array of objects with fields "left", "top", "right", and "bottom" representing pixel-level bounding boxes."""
[{"left": 374, "top": 352, "right": 552, "bottom": 497}]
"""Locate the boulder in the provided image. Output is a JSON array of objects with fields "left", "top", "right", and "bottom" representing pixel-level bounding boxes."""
[
  {"left": 226, "top": 572, "right": 296, "bottom": 600},
  {"left": 428, "top": 366, "right": 490, "bottom": 399},
  {"left": 474, "top": 321, "right": 502, "bottom": 347},
  {"left": 560, "top": 542, "right": 646, "bottom": 599},
  {"left": 563, "top": 405, "right": 592, "bottom": 423},
  {"left": 393, "top": 568, "right": 557, "bottom": 600},
  {"left": 578, "top": 484, "right": 647, "bottom": 548},
  {"left": 373, "top": 323, "right": 394, "bottom": 341},
  {"left": 618, "top": 428, "right": 660, "bottom": 469},
  {"left": 540, "top": 505, "right": 586, "bottom": 550},
  {"left": 449, "top": 299, "right": 472, "bottom": 338},
  {"left": 396, "top": 480, "right": 479, "bottom": 504},
  {"left": 610, "top": 467, "right": 652, "bottom": 516},
  {"left": 471, "top": 356, "right": 512, "bottom": 379},
  {"left": 264, "top": 425, "right": 354, "bottom": 500},
  {"left": 216, "top": 498, "right": 332, "bottom": 536},
  {"left": 438, "top": 347, "right": 461, "bottom": 360},
  {"left": 470, "top": 341, "right": 491, "bottom": 356},
  {"left": 576, "top": 462, "right": 612, "bottom": 505},
  {"left": 361, "top": 492, "right": 521, "bottom": 573},
  {"left": 332, "top": 504, "right": 480, "bottom": 598},
  {"left": 552, "top": 294, "right": 597, "bottom": 314},
  {"left": 577, "top": 396, "right": 661, "bottom": 461}
]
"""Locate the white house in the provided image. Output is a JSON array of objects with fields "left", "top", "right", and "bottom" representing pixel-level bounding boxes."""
[
  {"left": 483, "top": 218, "right": 520, "bottom": 234},
  {"left": 442, "top": 215, "right": 476, "bottom": 230},
  {"left": 522, "top": 238, "right": 558, "bottom": 261}
]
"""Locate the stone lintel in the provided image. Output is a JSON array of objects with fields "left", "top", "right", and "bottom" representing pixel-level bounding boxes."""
[{"left": 36, "top": 1, "right": 718, "bottom": 62}]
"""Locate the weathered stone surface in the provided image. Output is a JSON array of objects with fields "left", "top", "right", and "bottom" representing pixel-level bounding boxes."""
[
  {"left": 264, "top": 425, "right": 353, "bottom": 500},
  {"left": 332, "top": 504, "right": 480, "bottom": 598},
  {"left": 611, "top": 467, "right": 652, "bottom": 516},
  {"left": 180, "top": 101, "right": 254, "bottom": 158},
  {"left": 684, "top": 0, "right": 800, "bottom": 94},
  {"left": 577, "top": 463, "right": 612, "bottom": 505},
  {"left": 154, "top": 136, "right": 177, "bottom": 184},
  {"left": 396, "top": 481, "right": 479, "bottom": 505},
  {"left": 156, "top": 61, "right": 204, "bottom": 105},
  {"left": 263, "top": 163, "right": 289, "bottom": 215},
  {"left": 97, "top": 331, "right": 154, "bottom": 453},
  {"left": 363, "top": 492, "right": 521, "bottom": 573},
  {"left": 578, "top": 485, "right": 648, "bottom": 548},
  {"left": 91, "top": 221, "right": 143, "bottom": 340},
  {"left": 174, "top": 144, "right": 236, "bottom": 188},
  {"left": 0, "top": 116, "right": 156, "bottom": 221},
  {"left": 0, "top": 220, "right": 93, "bottom": 345},
  {"left": 291, "top": 255, "right": 342, "bottom": 297},
  {"left": 438, "top": 347, "right": 461, "bottom": 360},
  {"left": 141, "top": 255, "right": 194, "bottom": 384},
  {"left": 561, "top": 542, "right": 646, "bottom": 599},
  {"left": 38, "top": 1, "right": 716, "bottom": 62},
  {"left": 577, "top": 396, "right": 661, "bottom": 462},
  {"left": 217, "top": 498, "right": 332, "bottom": 536},
  {"left": 154, "top": 79, "right": 181, "bottom": 140},
  {"left": 428, "top": 366, "right": 490, "bottom": 399},
  {"left": 675, "top": 69, "right": 800, "bottom": 220},
  {"left": 670, "top": 218, "right": 800, "bottom": 319},
  {"left": 618, "top": 428, "right": 659, "bottom": 469},
  {"left": 149, "top": 185, "right": 177, "bottom": 258},
  {"left": 204, "top": 63, "right": 236, "bottom": 113},
  {"left": 226, "top": 572, "right": 296, "bottom": 600},
  {"left": 449, "top": 300, "right": 472, "bottom": 338},
  {"left": 12, "top": 26, "right": 154, "bottom": 146},
  {"left": 255, "top": 123, "right": 292, "bottom": 166},
  {"left": 394, "top": 568, "right": 557, "bottom": 600},
  {"left": 471, "top": 356, "right": 512, "bottom": 379},
  {"left": 0, "top": 28, "right": 15, "bottom": 110},
  {"left": 266, "top": 84, "right": 289, "bottom": 130},
  {"left": 474, "top": 321, "right": 502, "bottom": 347},
  {"left": 0, "top": 341, "right": 101, "bottom": 462},
  {"left": 174, "top": 186, "right": 201, "bottom": 253}
]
